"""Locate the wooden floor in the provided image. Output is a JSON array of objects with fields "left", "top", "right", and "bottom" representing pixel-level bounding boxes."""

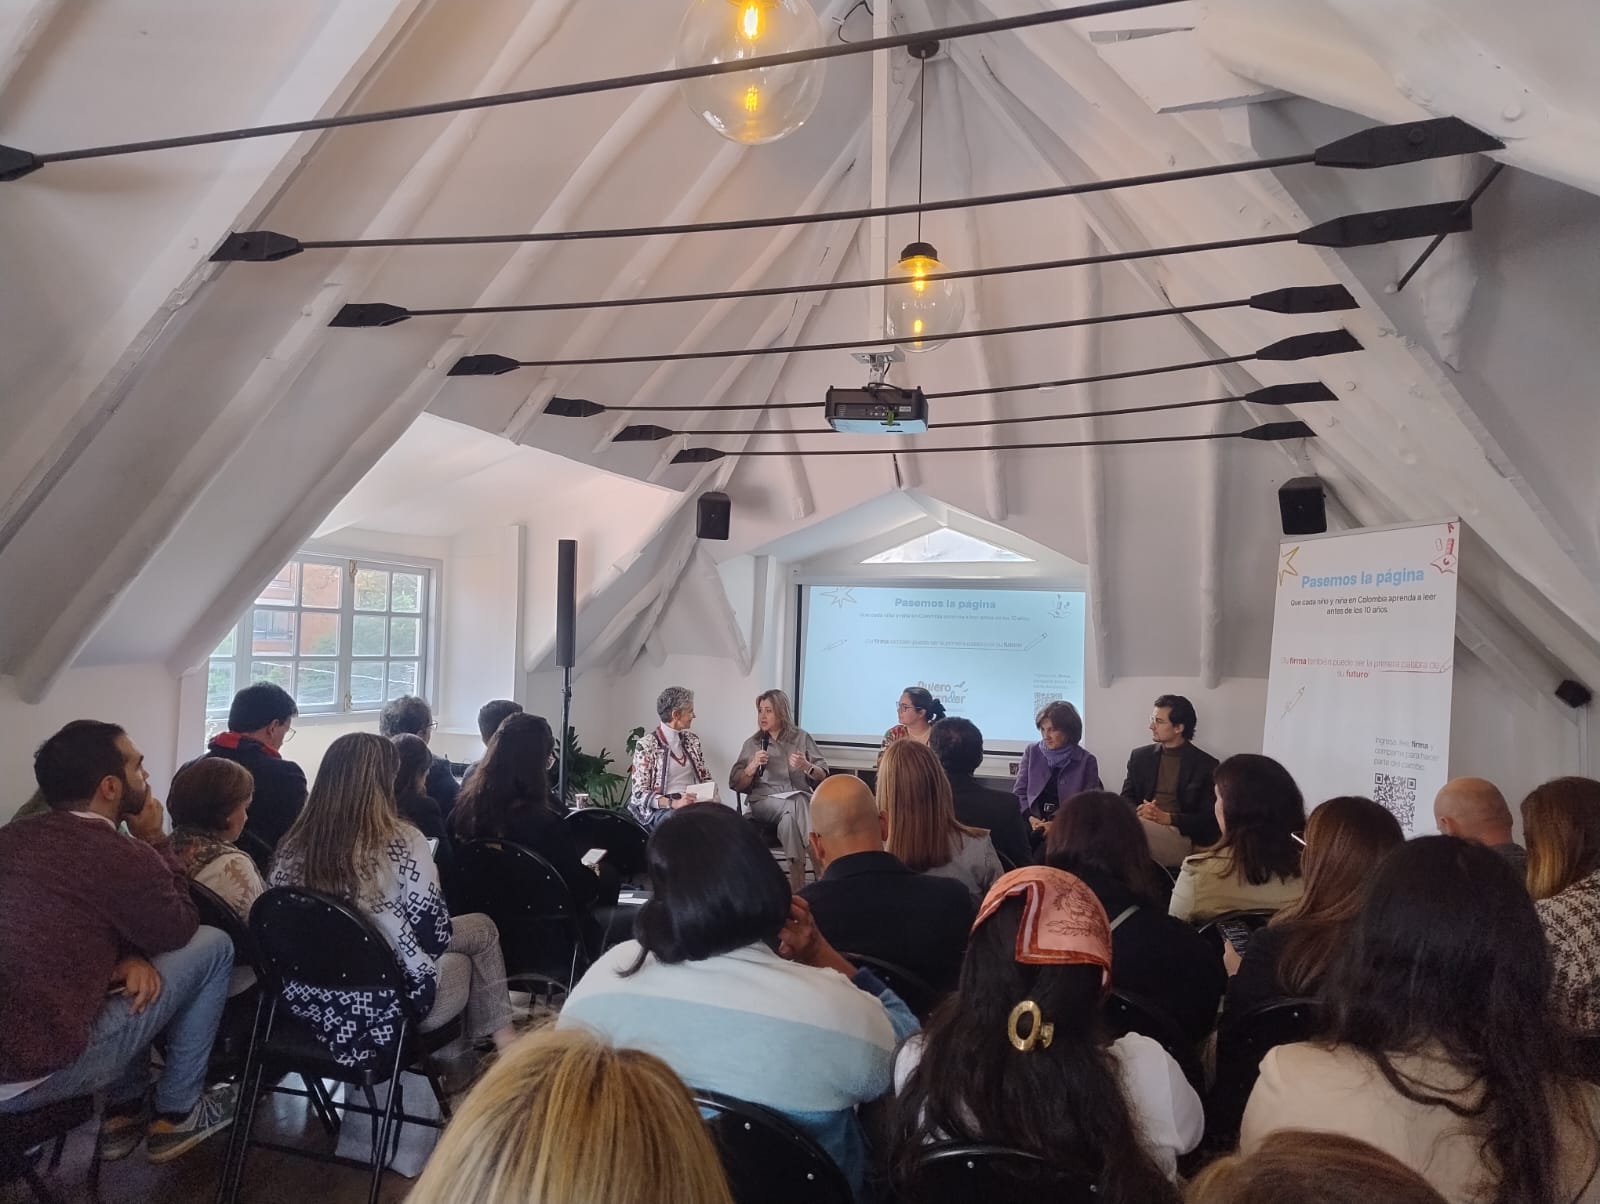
[{"left": 4, "top": 1043, "right": 487, "bottom": 1204}]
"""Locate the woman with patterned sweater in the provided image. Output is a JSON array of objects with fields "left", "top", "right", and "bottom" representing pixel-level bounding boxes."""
[{"left": 1525, "top": 776, "right": 1600, "bottom": 1033}]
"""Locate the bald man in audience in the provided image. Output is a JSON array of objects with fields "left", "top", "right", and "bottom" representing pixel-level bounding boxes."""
[
  {"left": 1433, "top": 777, "right": 1527, "bottom": 879},
  {"left": 799, "top": 775, "right": 975, "bottom": 992}
]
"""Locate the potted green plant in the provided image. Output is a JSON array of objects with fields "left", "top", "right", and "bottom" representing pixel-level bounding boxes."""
[{"left": 559, "top": 725, "right": 646, "bottom": 811}]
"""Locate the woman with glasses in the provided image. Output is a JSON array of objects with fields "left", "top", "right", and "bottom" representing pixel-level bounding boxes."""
[{"left": 878, "top": 686, "right": 946, "bottom": 764}]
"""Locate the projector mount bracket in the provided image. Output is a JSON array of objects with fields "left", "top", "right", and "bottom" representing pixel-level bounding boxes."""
[{"left": 850, "top": 347, "right": 905, "bottom": 387}]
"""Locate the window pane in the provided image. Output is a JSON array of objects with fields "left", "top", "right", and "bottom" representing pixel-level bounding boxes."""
[
  {"left": 212, "top": 628, "right": 237, "bottom": 658},
  {"left": 389, "top": 617, "right": 420, "bottom": 657},
  {"left": 351, "top": 661, "right": 385, "bottom": 707},
  {"left": 251, "top": 661, "right": 293, "bottom": 693},
  {"left": 300, "top": 563, "right": 342, "bottom": 609},
  {"left": 206, "top": 662, "right": 235, "bottom": 712},
  {"left": 391, "top": 573, "right": 423, "bottom": 614},
  {"left": 297, "top": 663, "right": 337, "bottom": 707},
  {"left": 352, "top": 615, "right": 387, "bottom": 656},
  {"left": 299, "top": 611, "right": 340, "bottom": 656},
  {"left": 252, "top": 609, "right": 296, "bottom": 655},
  {"left": 387, "top": 662, "right": 418, "bottom": 700},
  {"left": 355, "top": 569, "right": 390, "bottom": 612},
  {"left": 256, "top": 562, "right": 299, "bottom": 606}
]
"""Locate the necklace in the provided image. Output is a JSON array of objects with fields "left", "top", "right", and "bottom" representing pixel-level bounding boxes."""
[{"left": 661, "top": 726, "right": 688, "bottom": 766}]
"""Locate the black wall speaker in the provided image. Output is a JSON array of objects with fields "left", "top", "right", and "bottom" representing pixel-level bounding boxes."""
[
  {"left": 697, "top": 492, "right": 731, "bottom": 541},
  {"left": 1278, "top": 476, "right": 1328, "bottom": 536},
  {"left": 1556, "top": 679, "right": 1593, "bottom": 709},
  {"left": 555, "top": 539, "right": 576, "bottom": 669}
]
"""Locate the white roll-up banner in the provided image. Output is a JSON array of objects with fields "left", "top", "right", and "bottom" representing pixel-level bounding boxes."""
[{"left": 1263, "top": 520, "right": 1460, "bottom": 835}]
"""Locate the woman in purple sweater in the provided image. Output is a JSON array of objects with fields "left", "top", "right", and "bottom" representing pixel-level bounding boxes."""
[{"left": 1011, "top": 701, "right": 1102, "bottom": 835}]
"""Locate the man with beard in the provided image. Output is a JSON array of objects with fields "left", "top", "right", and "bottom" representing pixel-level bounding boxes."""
[{"left": 0, "top": 721, "right": 237, "bottom": 1165}]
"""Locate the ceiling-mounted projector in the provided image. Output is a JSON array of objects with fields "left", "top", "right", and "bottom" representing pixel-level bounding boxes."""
[{"left": 824, "top": 384, "right": 929, "bottom": 434}]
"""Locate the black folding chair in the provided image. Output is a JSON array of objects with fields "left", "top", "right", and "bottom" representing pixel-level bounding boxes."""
[
  {"left": 220, "top": 887, "right": 460, "bottom": 1204},
  {"left": 0, "top": 1096, "right": 100, "bottom": 1204},
  {"left": 900, "top": 1143, "right": 1097, "bottom": 1204},
  {"left": 841, "top": 954, "right": 944, "bottom": 1022},
  {"left": 694, "top": 1090, "right": 853, "bottom": 1204},
  {"left": 1103, "top": 989, "right": 1206, "bottom": 1095},
  {"left": 734, "top": 792, "right": 792, "bottom": 875},
  {"left": 1209, "top": 997, "right": 1324, "bottom": 1145},
  {"left": 453, "top": 838, "right": 589, "bottom": 994},
  {"left": 564, "top": 807, "right": 650, "bottom": 883},
  {"left": 237, "top": 829, "right": 274, "bottom": 877}
]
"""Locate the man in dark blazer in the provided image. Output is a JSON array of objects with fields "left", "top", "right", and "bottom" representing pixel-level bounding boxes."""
[
  {"left": 799, "top": 775, "right": 975, "bottom": 993},
  {"left": 194, "top": 682, "right": 307, "bottom": 855},
  {"left": 928, "top": 717, "right": 1031, "bottom": 869},
  {"left": 1120, "top": 694, "right": 1220, "bottom": 864}
]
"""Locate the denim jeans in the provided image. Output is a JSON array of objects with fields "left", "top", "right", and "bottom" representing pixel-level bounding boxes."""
[{"left": 0, "top": 926, "right": 233, "bottom": 1117}]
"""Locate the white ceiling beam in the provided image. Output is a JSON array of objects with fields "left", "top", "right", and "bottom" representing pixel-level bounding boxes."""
[
  {"left": 1196, "top": 386, "right": 1227, "bottom": 688},
  {"left": 1092, "top": 28, "right": 1285, "bottom": 113},
  {"left": 0, "top": 0, "right": 65, "bottom": 96}
]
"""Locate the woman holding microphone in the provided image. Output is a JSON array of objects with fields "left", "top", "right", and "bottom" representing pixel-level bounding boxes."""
[{"left": 730, "top": 689, "right": 829, "bottom": 890}]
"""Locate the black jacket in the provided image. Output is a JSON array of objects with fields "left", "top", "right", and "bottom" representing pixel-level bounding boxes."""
[
  {"left": 800, "top": 850, "right": 976, "bottom": 992},
  {"left": 424, "top": 755, "right": 460, "bottom": 819},
  {"left": 196, "top": 735, "right": 308, "bottom": 854},
  {"left": 449, "top": 798, "right": 614, "bottom": 912},
  {"left": 1080, "top": 868, "right": 1225, "bottom": 1044},
  {"left": 1119, "top": 741, "right": 1221, "bottom": 846},
  {"left": 947, "top": 775, "right": 1032, "bottom": 870}
]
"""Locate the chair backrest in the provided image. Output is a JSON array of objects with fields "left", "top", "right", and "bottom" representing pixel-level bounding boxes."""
[
  {"left": 237, "top": 828, "right": 274, "bottom": 875},
  {"left": 693, "top": 1089, "right": 853, "bottom": 1204},
  {"left": 453, "top": 838, "right": 577, "bottom": 920},
  {"left": 248, "top": 886, "right": 417, "bottom": 1019},
  {"left": 188, "top": 878, "right": 262, "bottom": 975},
  {"left": 841, "top": 953, "right": 944, "bottom": 1022},
  {"left": 1209, "top": 997, "right": 1324, "bottom": 1142},
  {"left": 903, "top": 1144, "right": 1099, "bottom": 1204},
  {"left": 564, "top": 808, "right": 649, "bottom": 878},
  {"left": 1102, "top": 989, "right": 1205, "bottom": 1094}
]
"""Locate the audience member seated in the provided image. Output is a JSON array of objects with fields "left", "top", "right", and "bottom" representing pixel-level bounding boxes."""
[
  {"left": 168, "top": 756, "right": 265, "bottom": 996},
  {"left": 270, "top": 733, "right": 516, "bottom": 1066},
  {"left": 1241, "top": 836, "right": 1600, "bottom": 1203},
  {"left": 729, "top": 688, "right": 829, "bottom": 891},
  {"left": 878, "top": 740, "right": 1002, "bottom": 903},
  {"left": 1011, "top": 700, "right": 1102, "bottom": 841},
  {"left": 1169, "top": 754, "right": 1303, "bottom": 924},
  {"left": 1044, "top": 791, "right": 1224, "bottom": 1044},
  {"left": 462, "top": 698, "right": 523, "bottom": 790},
  {"left": 930, "top": 716, "right": 1031, "bottom": 869},
  {"left": 1223, "top": 796, "right": 1402, "bottom": 1019},
  {"left": 0, "top": 721, "right": 237, "bottom": 1164},
  {"left": 195, "top": 681, "right": 306, "bottom": 853},
  {"left": 799, "top": 775, "right": 975, "bottom": 992},
  {"left": 628, "top": 686, "right": 712, "bottom": 830},
  {"left": 891, "top": 866, "right": 1200, "bottom": 1198},
  {"left": 407, "top": 1028, "right": 733, "bottom": 1204},
  {"left": 558, "top": 803, "right": 917, "bottom": 1198},
  {"left": 392, "top": 733, "right": 448, "bottom": 841},
  {"left": 1524, "top": 776, "right": 1600, "bottom": 1032},
  {"left": 1122, "top": 694, "right": 1219, "bottom": 867},
  {"left": 379, "top": 694, "right": 461, "bottom": 818},
  {"left": 1187, "top": 1130, "right": 1448, "bottom": 1204},
  {"left": 449, "top": 712, "right": 621, "bottom": 918},
  {"left": 1433, "top": 776, "right": 1526, "bottom": 877}
]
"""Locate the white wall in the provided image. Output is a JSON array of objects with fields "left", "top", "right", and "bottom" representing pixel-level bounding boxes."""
[
  {"left": 0, "top": 666, "right": 182, "bottom": 822},
  {"left": 442, "top": 524, "right": 525, "bottom": 734}
]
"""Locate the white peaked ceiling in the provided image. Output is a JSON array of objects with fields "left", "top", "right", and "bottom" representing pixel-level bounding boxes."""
[{"left": 1, "top": 0, "right": 1598, "bottom": 701}]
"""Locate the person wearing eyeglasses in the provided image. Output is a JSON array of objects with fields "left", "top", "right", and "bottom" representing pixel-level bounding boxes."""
[
  {"left": 189, "top": 682, "right": 306, "bottom": 855},
  {"left": 379, "top": 695, "right": 461, "bottom": 818}
]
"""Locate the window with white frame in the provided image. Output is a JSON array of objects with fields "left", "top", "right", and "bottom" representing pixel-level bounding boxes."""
[{"left": 206, "top": 556, "right": 432, "bottom": 722}]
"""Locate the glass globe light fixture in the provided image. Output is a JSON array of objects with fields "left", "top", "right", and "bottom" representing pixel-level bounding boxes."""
[
  {"left": 887, "top": 240, "right": 965, "bottom": 352},
  {"left": 676, "top": 0, "right": 826, "bottom": 145}
]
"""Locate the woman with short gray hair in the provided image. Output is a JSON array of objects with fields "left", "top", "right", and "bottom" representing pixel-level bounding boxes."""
[{"left": 629, "top": 687, "right": 712, "bottom": 829}]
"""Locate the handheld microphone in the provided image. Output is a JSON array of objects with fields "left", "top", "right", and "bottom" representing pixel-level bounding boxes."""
[{"left": 756, "top": 732, "right": 769, "bottom": 779}]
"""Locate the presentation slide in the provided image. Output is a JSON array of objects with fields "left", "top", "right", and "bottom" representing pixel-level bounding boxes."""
[{"left": 798, "top": 585, "right": 1086, "bottom": 746}]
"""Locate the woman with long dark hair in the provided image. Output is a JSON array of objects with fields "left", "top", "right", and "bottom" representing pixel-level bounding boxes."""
[
  {"left": 891, "top": 866, "right": 1198, "bottom": 1198},
  {"left": 391, "top": 732, "right": 446, "bottom": 841},
  {"left": 1524, "top": 777, "right": 1600, "bottom": 1033},
  {"left": 1044, "top": 791, "right": 1224, "bottom": 1043},
  {"left": 1242, "top": 836, "right": 1600, "bottom": 1203},
  {"left": 1224, "top": 796, "right": 1402, "bottom": 1017},
  {"left": 1169, "top": 753, "right": 1304, "bottom": 923},
  {"left": 450, "top": 712, "right": 619, "bottom": 912}
]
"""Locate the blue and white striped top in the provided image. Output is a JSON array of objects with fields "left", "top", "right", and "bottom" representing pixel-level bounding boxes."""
[{"left": 560, "top": 939, "right": 917, "bottom": 1196}]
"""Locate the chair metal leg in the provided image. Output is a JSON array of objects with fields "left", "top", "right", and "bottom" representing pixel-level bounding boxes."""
[
  {"left": 367, "top": 1037, "right": 409, "bottom": 1204},
  {"left": 302, "top": 1075, "right": 339, "bottom": 1136},
  {"left": 45, "top": 1134, "right": 66, "bottom": 1172},
  {"left": 218, "top": 1048, "right": 268, "bottom": 1204}
]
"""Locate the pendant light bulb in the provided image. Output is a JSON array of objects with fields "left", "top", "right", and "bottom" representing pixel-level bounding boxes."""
[
  {"left": 676, "top": 0, "right": 826, "bottom": 145},
  {"left": 888, "top": 240, "right": 965, "bottom": 353}
]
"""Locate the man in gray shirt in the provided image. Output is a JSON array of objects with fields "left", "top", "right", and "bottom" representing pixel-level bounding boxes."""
[{"left": 1433, "top": 777, "right": 1527, "bottom": 879}]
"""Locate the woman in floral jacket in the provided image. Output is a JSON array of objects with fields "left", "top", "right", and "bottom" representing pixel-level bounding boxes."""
[{"left": 629, "top": 686, "right": 711, "bottom": 830}]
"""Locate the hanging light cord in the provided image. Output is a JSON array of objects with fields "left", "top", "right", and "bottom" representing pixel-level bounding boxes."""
[{"left": 915, "top": 58, "right": 927, "bottom": 247}]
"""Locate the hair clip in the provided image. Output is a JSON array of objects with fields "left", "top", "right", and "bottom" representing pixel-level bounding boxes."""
[{"left": 1007, "top": 1000, "right": 1054, "bottom": 1052}]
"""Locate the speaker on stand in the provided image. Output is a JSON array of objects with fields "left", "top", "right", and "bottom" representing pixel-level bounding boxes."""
[{"left": 556, "top": 539, "right": 577, "bottom": 804}]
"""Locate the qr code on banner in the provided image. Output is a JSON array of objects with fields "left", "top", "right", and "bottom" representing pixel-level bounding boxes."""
[
  {"left": 1373, "top": 772, "right": 1417, "bottom": 831},
  {"left": 1033, "top": 693, "right": 1059, "bottom": 716}
]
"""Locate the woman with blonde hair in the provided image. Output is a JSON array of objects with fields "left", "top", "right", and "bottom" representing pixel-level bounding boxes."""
[
  {"left": 729, "top": 688, "right": 829, "bottom": 890},
  {"left": 878, "top": 739, "right": 1001, "bottom": 903},
  {"left": 408, "top": 1028, "right": 733, "bottom": 1204},
  {"left": 269, "top": 732, "right": 516, "bottom": 1067},
  {"left": 1524, "top": 776, "right": 1600, "bottom": 1032}
]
